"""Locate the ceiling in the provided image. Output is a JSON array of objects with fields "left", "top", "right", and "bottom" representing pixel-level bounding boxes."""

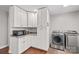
[
  {"left": 48, "top": 5, "right": 79, "bottom": 15},
  {"left": 0, "top": 5, "right": 79, "bottom": 15}
]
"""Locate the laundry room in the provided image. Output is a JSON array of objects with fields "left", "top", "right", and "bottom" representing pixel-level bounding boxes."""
[
  {"left": 49, "top": 5, "right": 79, "bottom": 53},
  {"left": 0, "top": 5, "right": 79, "bottom": 54},
  {"left": 1, "top": 0, "right": 79, "bottom": 59}
]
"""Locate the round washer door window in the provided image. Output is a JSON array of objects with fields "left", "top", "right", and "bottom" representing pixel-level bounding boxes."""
[{"left": 52, "top": 36, "right": 62, "bottom": 44}]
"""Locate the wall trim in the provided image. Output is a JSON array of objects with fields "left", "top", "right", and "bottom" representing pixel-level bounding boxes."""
[
  {"left": 31, "top": 46, "right": 48, "bottom": 51},
  {"left": 0, "top": 45, "right": 8, "bottom": 49}
]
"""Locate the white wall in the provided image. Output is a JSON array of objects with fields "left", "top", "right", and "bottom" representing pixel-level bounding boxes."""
[
  {"left": 50, "top": 11, "right": 79, "bottom": 35},
  {"left": 0, "top": 11, "right": 8, "bottom": 48}
]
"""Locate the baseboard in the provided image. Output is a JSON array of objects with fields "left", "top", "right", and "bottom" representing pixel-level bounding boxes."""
[
  {"left": 31, "top": 46, "right": 48, "bottom": 51},
  {"left": 31, "top": 46, "right": 48, "bottom": 52},
  {"left": 0, "top": 45, "right": 8, "bottom": 49}
]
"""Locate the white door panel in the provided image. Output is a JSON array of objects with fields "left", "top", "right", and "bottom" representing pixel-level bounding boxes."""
[
  {"left": 10, "top": 6, "right": 28, "bottom": 27},
  {"left": 14, "top": 6, "right": 22, "bottom": 27},
  {"left": 35, "top": 8, "right": 49, "bottom": 50},
  {"left": 18, "top": 37, "right": 25, "bottom": 53},
  {"left": 28, "top": 13, "right": 37, "bottom": 27}
]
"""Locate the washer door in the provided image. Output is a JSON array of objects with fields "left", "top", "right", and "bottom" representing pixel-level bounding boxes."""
[{"left": 52, "top": 36, "right": 63, "bottom": 45}]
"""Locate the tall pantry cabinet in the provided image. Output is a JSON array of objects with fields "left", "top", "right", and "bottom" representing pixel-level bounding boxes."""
[{"left": 33, "top": 8, "right": 49, "bottom": 51}]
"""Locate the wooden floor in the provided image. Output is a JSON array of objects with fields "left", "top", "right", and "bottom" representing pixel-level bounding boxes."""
[
  {"left": 22, "top": 47, "right": 47, "bottom": 54},
  {"left": 0, "top": 47, "right": 71, "bottom": 54},
  {"left": 0, "top": 47, "right": 9, "bottom": 54}
]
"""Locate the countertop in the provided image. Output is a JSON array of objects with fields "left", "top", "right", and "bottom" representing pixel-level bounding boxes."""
[{"left": 11, "top": 33, "right": 37, "bottom": 38}]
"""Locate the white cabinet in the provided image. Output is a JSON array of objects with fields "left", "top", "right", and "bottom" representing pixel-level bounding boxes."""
[
  {"left": 28, "top": 12, "right": 37, "bottom": 27},
  {"left": 24, "top": 36, "right": 31, "bottom": 50},
  {"left": 9, "top": 36, "right": 31, "bottom": 54},
  {"left": 9, "top": 6, "right": 27, "bottom": 27},
  {"left": 27, "top": 35, "right": 37, "bottom": 46},
  {"left": 18, "top": 36, "right": 30, "bottom": 53},
  {"left": 9, "top": 6, "right": 38, "bottom": 28},
  {"left": 9, "top": 6, "right": 49, "bottom": 53},
  {"left": 18, "top": 36, "right": 31, "bottom": 53},
  {"left": 9, "top": 37, "right": 18, "bottom": 54},
  {"left": 21, "top": 10, "right": 28, "bottom": 27},
  {"left": 36, "top": 28, "right": 49, "bottom": 51},
  {"left": 31, "top": 36, "right": 38, "bottom": 47},
  {"left": 18, "top": 37, "right": 25, "bottom": 53},
  {"left": 35, "top": 8, "right": 49, "bottom": 51},
  {"left": 13, "top": 6, "right": 22, "bottom": 27}
]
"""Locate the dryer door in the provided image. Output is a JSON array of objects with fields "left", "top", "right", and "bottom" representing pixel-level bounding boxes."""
[{"left": 52, "top": 36, "right": 63, "bottom": 45}]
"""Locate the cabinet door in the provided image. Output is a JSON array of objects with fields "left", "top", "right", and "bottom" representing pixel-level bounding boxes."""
[
  {"left": 14, "top": 6, "right": 22, "bottom": 27},
  {"left": 18, "top": 37, "right": 25, "bottom": 53},
  {"left": 37, "top": 8, "right": 47, "bottom": 28},
  {"left": 37, "top": 27, "right": 49, "bottom": 50},
  {"left": 36, "top": 8, "right": 49, "bottom": 51},
  {"left": 21, "top": 11, "right": 28, "bottom": 27},
  {"left": 31, "top": 36, "right": 38, "bottom": 47},
  {"left": 9, "top": 37, "right": 18, "bottom": 54},
  {"left": 18, "top": 36, "right": 31, "bottom": 53},
  {"left": 25, "top": 36, "right": 36, "bottom": 49},
  {"left": 28, "top": 13, "right": 37, "bottom": 27},
  {"left": 28, "top": 36, "right": 35, "bottom": 46},
  {"left": 24, "top": 36, "right": 30, "bottom": 51},
  {"left": 33, "top": 13, "right": 37, "bottom": 27},
  {"left": 13, "top": 6, "right": 27, "bottom": 27}
]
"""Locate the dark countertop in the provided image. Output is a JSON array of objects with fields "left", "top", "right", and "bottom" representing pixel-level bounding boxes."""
[{"left": 11, "top": 33, "right": 37, "bottom": 38}]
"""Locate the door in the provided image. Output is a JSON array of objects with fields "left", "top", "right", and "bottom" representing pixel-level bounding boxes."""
[
  {"left": 21, "top": 10, "right": 28, "bottom": 27},
  {"left": 18, "top": 37, "right": 25, "bottom": 53},
  {"left": 28, "top": 12, "right": 37, "bottom": 27},
  {"left": 34, "top": 8, "right": 49, "bottom": 51},
  {"left": 13, "top": 6, "right": 22, "bottom": 27},
  {"left": 13, "top": 6, "right": 27, "bottom": 27},
  {"left": 29, "top": 36, "right": 37, "bottom": 47},
  {"left": 9, "top": 37, "right": 18, "bottom": 54},
  {"left": 24, "top": 36, "right": 30, "bottom": 51}
]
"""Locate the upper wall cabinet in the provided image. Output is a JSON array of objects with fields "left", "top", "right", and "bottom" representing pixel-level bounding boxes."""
[
  {"left": 28, "top": 12, "right": 37, "bottom": 27},
  {"left": 9, "top": 6, "right": 28, "bottom": 27},
  {"left": 21, "top": 9, "right": 28, "bottom": 27}
]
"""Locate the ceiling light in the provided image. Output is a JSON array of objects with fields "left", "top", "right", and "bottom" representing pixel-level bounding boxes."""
[{"left": 63, "top": 5, "right": 69, "bottom": 7}]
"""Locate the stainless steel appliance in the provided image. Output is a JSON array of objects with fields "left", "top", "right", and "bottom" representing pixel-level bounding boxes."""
[
  {"left": 12, "top": 30, "right": 26, "bottom": 36},
  {"left": 50, "top": 32, "right": 66, "bottom": 50},
  {"left": 65, "top": 31, "right": 78, "bottom": 53}
]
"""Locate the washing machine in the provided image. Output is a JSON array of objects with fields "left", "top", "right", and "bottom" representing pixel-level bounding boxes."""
[{"left": 50, "top": 32, "right": 66, "bottom": 50}]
